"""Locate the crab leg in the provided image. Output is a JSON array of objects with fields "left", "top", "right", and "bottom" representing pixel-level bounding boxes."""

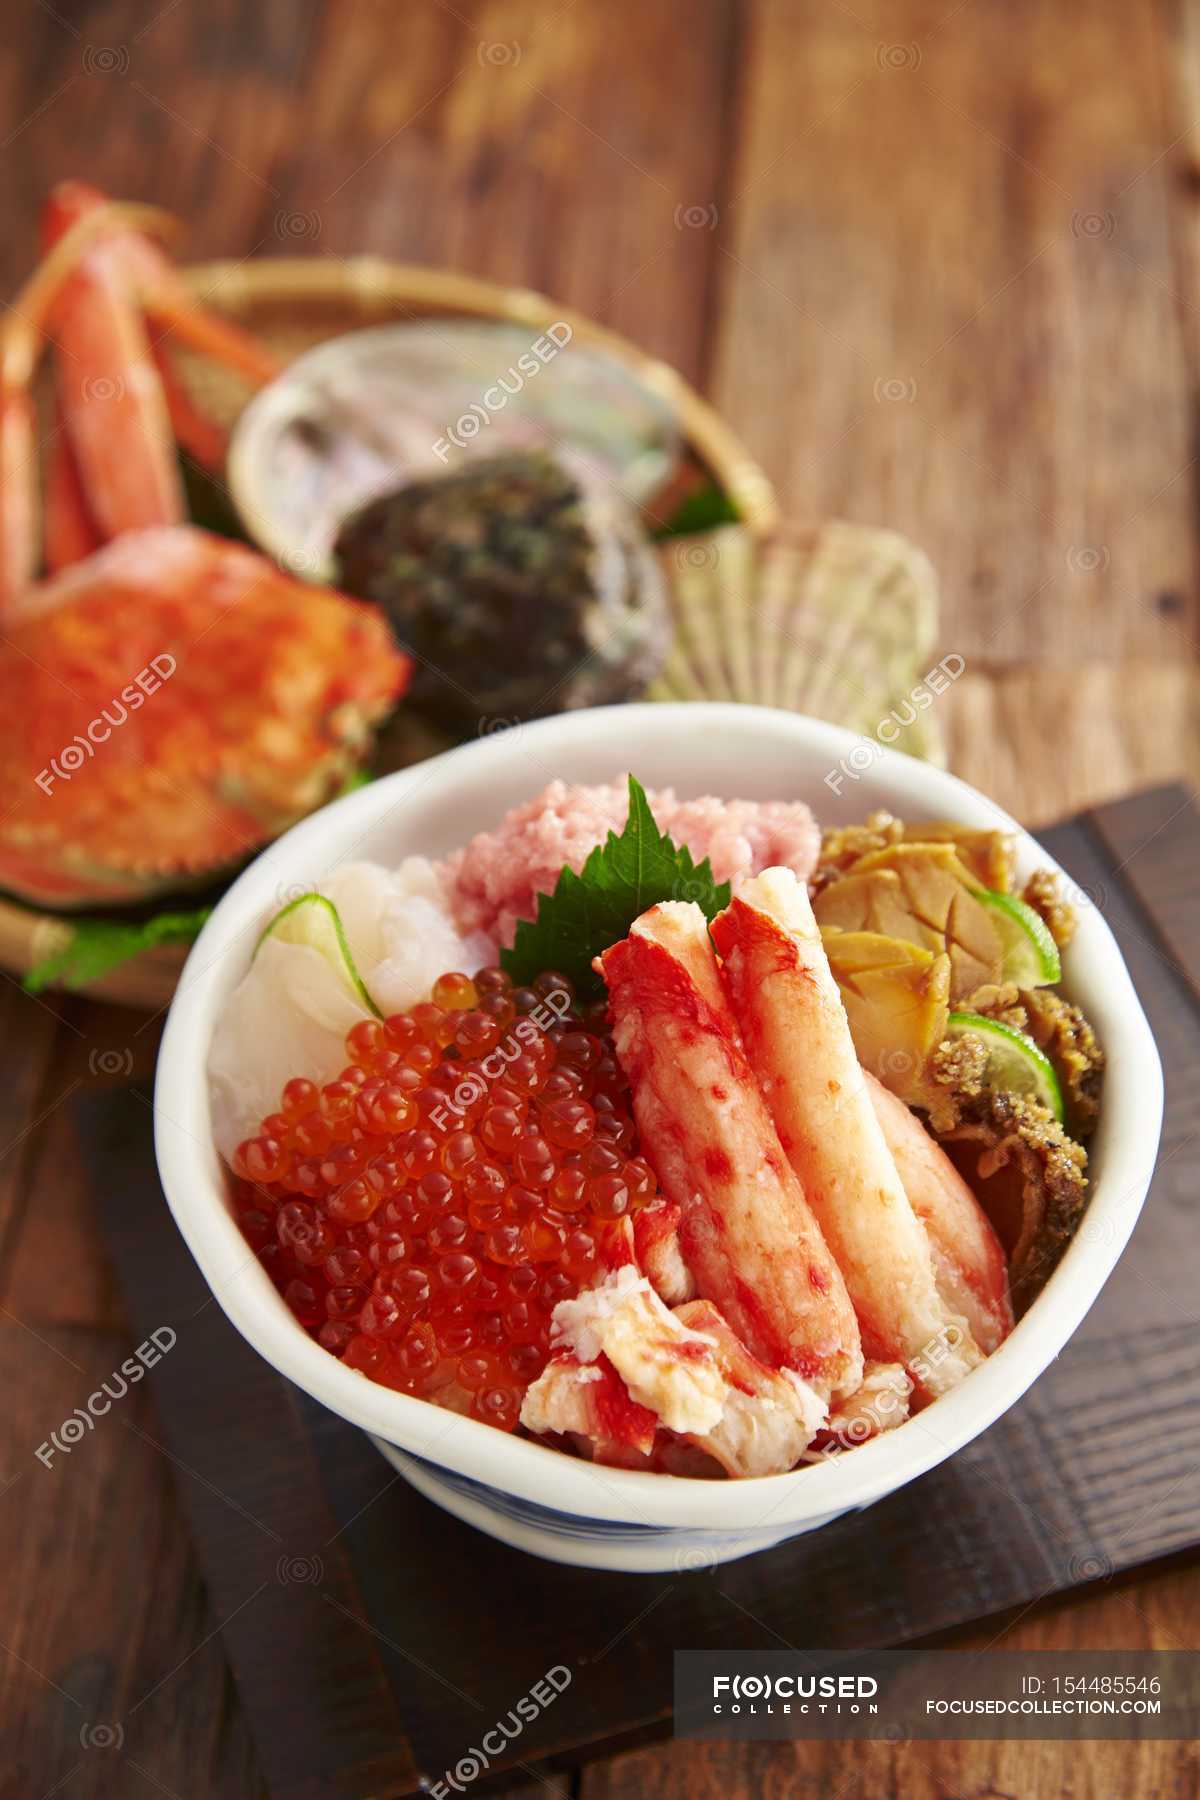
[
  {"left": 39, "top": 183, "right": 282, "bottom": 507},
  {"left": 0, "top": 348, "right": 38, "bottom": 605},
  {"left": 866, "top": 1069, "right": 1013, "bottom": 1355},
  {"left": 597, "top": 901, "right": 863, "bottom": 1404},
  {"left": 45, "top": 234, "right": 184, "bottom": 538},
  {"left": 711, "top": 869, "right": 982, "bottom": 1399},
  {"left": 149, "top": 342, "right": 228, "bottom": 472},
  {"left": 0, "top": 197, "right": 182, "bottom": 611},
  {"left": 44, "top": 183, "right": 283, "bottom": 389},
  {"left": 43, "top": 401, "right": 101, "bottom": 572}
]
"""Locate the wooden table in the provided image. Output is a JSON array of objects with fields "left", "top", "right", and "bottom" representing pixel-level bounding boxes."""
[{"left": 1, "top": 3, "right": 1197, "bottom": 1795}]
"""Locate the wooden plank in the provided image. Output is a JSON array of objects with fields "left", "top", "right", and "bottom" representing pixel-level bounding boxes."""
[
  {"left": 0, "top": 1006, "right": 161, "bottom": 1329},
  {"left": 0, "top": 983, "right": 69, "bottom": 1281},
  {"left": 0, "top": 0, "right": 325, "bottom": 278},
  {"left": 1087, "top": 784, "right": 1200, "bottom": 999},
  {"left": 0, "top": 0, "right": 735, "bottom": 389},
  {"left": 707, "top": 0, "right": 1198, "bottom": 662},
  {"left": 79, "top": 1085, "right": 422, "bottom": 1800},
  {"left": 279, "top": 0, "right": 738, "bottom": 385},
  {"left": 0, "top": 1320, "right": 262, "bottom": 1800},
  {"left": 940, "top": 661, "right": 1200, "bottom": 827},
  {"left": 580, "top": 1560, "right": 1200, "bottom": 1800}
]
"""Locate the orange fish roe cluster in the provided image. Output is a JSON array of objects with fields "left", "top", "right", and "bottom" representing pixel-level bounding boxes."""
[{"left": 229, "top": 967, "right": 657, "bottom": 1433}]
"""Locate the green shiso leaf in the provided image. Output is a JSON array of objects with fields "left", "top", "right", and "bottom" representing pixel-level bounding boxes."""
[
  {"left": 651, "top": 480, "right": 741, "bottom": 539},
  {"left": 501, "top": 774, "right": 731, "bottom": 997},
  {"left": 24, "top": 906, "right": 213, "bottom": 994}
]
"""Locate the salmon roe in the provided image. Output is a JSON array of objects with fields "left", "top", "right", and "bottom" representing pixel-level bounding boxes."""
[{"left": 230, "top": 967, "right": 655, "bottom": 1432}]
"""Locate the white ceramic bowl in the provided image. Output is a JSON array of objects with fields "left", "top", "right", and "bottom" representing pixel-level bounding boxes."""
[{"left": 155, "top": 704, "right": 1163, "bottom": 1572}]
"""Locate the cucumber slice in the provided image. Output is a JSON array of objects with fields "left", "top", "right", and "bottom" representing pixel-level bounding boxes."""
[
  {"left": 256, "top": 892, "right": 382, "bottom": 1017},
  {"left": 977, "top": 889, "right": 1061, "bottom": 986},
  {"left": 946, "top": 1009, "right": 1064, "bottom": 1122}
]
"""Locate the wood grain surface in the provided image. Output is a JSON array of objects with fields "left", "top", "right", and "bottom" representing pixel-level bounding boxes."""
[{"left": 0, "top": 2, "right": 1196, "bottom": 1797}]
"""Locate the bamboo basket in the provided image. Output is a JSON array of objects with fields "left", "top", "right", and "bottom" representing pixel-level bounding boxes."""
[{"left": 0, "top": 258, "right": 781, "bottom": 1009}]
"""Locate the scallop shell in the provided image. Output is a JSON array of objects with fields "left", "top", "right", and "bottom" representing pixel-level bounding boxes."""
[{"left": 648, "top": 522, "right": 945, "bottom": 763}]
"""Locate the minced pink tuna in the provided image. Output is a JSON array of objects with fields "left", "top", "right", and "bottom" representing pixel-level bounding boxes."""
[{"left": 440, "top": 777, "right": 821, "bottom": 948}]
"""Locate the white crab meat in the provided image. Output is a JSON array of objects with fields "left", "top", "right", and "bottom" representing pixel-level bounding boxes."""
[
  {"left": 545, "top": 1265, "right": 726, "bottom": 1435},
  {"left": 522, "top": 1273, "right": 832, "bottom": 1479},
  {"left": 817, "top": 1360, "right": 912, "bottom": 1449},
  {"left": 673, "top": 1300, "right": 828, "bottom": 1478}
]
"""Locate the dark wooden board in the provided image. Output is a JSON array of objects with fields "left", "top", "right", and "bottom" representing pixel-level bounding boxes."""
[{"left": 84, "top": 783, "right": 1200, "bottom": 1797}]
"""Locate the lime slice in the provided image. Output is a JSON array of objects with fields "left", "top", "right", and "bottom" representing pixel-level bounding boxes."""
[
  {"left": 946, "top": 1009, "right": 1064, "bottom": 1121},
  {"left": 256, "top": 892, "right": 381, "bottom": 1017},
  {"left": 977, "top": 889, "right": 1061, "bottom": 986}
]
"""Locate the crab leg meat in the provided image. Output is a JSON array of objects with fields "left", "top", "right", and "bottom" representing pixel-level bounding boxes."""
[
  {"left": 813, "top": 1360, "right": 912, "bottom": 1451},
  {"left": 711, "top": 869, "right": 982, "bottom": 1398},
  {"left": 632, "top": 1198, "right": 696, "bottom": 1305},
  {"left": 672, "top": 1300, "right": 831, "bottom": 1477},
  {"left": 866, "top": 1069, "right": 1013, "bottom": 1354},
  {"left": 520, "top": 1353, "right": 661, "bottom": 1465},
  {"left": 522, "top": 1272, "right": 829, "bottom": 1475},
  {"left": 597, "top": 901, "right": 863, "bottom": 1404}
]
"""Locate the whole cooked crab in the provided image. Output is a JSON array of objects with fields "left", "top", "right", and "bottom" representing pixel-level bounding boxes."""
[{"left": 0, "top": 183, "right": 409, "bottom": 908}]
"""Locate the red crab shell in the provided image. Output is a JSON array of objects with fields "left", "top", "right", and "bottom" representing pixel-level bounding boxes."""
[{"left": 0, "top": 526, "right": 409, "bottom": 907}]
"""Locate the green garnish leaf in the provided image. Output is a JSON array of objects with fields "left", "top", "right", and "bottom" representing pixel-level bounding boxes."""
[
  {"left": 24, "top": 906, "right": 212, "bottom": 994},
  {"left": 501, "top": 775, "right": 731, "bottom": 996},
  {"left": 651, "top": 479, "right": 741, "bottom": 539}
]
